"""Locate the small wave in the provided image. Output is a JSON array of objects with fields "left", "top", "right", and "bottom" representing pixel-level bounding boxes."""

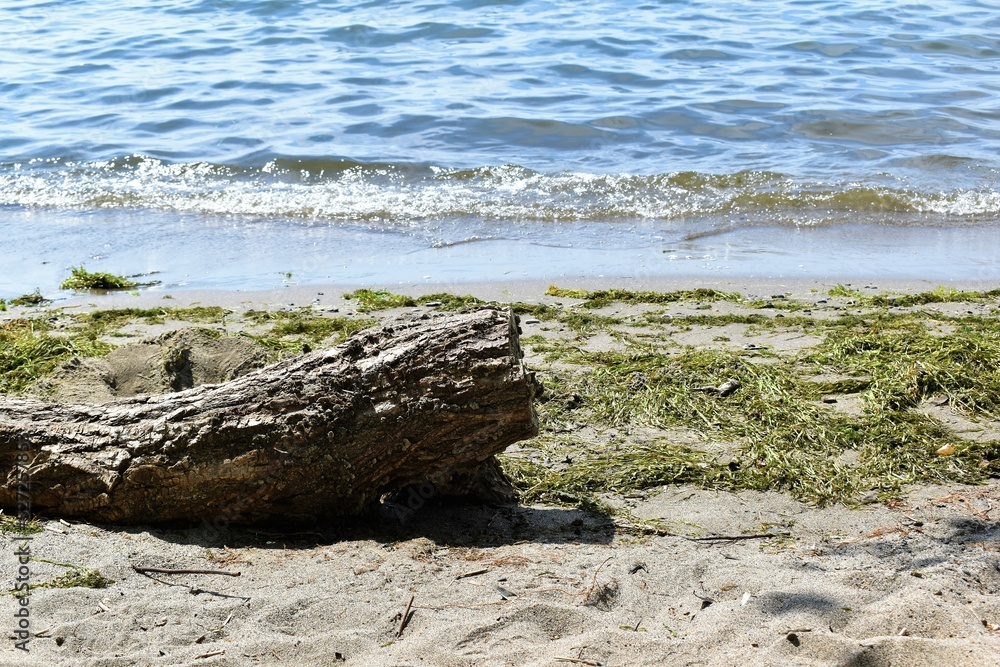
[{"left": 2, "top": 156, "right": 999, "bottom": 227}]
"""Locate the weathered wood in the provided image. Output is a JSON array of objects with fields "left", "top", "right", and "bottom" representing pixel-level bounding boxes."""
[{"left": 0, "top": 308, "right": 539, "bottom": 524}]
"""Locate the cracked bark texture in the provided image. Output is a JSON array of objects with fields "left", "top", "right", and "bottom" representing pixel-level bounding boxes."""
[{"left": 0, "top": 308, "right": 539, "bottom": 524}]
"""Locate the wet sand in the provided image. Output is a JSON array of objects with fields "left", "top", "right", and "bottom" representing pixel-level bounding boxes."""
[{"left": 6, "top": 204, "right": 1000, "bottom": 298}]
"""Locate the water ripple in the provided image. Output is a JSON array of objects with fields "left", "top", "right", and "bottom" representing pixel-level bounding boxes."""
[
  {"left": 2, "top": 0, "right": 999, "bottom": 226},
  {"left": 3, "top": 157, "right": 999, "bottom": 229}
]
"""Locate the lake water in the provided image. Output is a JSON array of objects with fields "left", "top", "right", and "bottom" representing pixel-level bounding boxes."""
[{"left": 3, "top": 0, "right": 1000, "bottom": 294}]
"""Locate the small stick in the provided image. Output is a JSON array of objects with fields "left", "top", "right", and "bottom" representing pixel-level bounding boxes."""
[
  {"left": 683, "top": 532, "right": 790, "bottom": 543},
  {"left": 132, "top": 566, "right": 241, "bottom": 577},
  {"left": 412, "top": 599, "right": 509, "bottom": 611},
  {"left": 613, "top": 518, "right": 674, "bottom": 536},
  {"left": 455, "top": 568, "right": 490, "bottom": 580},
  {"left": 194, "top": 649, "right": 225, "bottom": 660},
  {"left": 396, "top": 595, "right": 415, "bottom": 638},
  {"left": 133, "top": 570, "right": 250, "bottom": 602},
  {"left": 961, "top": 497, "right": 991, "bottom": 521},
  {"left": 554, "top": 658, "right": 602, "bottom": 666}
]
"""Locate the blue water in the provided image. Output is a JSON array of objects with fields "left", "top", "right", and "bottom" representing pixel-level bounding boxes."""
[{"left": 3, "top": 0, "right": 1000, "bottom": 293}]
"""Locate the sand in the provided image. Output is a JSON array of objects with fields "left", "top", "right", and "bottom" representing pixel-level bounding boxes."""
[
  {"left": 3, "top": 277, "right": 1000, "bottom": 666},
  {"left": 3, "top": 483, "right": 998, "bottom": 667}
]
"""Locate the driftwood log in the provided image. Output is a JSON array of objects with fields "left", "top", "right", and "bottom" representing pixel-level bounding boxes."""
[{"left": 0, "top": 307, "right": 539, "bottom": 525}]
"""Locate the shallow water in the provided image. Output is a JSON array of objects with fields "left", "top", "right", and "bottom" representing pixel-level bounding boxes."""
[{"left": 3, "top": 0, "right": 1000, "bottom": 292}]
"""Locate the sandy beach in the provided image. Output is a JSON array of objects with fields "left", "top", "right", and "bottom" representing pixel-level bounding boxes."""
[
  {"left": 7, "top": 0, "right": 1000, "bottom": 663},
  {"left": 3, "top": 277, "right": 1000, "bottom": 666}
]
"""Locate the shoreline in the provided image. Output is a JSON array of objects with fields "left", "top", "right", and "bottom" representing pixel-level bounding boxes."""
[
  {"left": 6, "top": 205, "right": 1000, "bottom": 298},
  {"left": 38, "top": 275, "right": 1000, "bottom": 315}
]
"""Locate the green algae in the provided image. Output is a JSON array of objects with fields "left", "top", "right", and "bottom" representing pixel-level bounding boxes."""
[
  {"left": 343, "top": 289, "right": 484, "bottom": 312},
  {"left": 507, "top": 289, "right": 1000, "bottom": 507},
  {"left": 243, "top": 308, "right": 374, "bottom": 354},
  {"left": 60, "top": 265, "right": 137, "bottom": 291},
  {"left": 545, "top": 285, "right": 743, "bottom": 309},
  {"left": 9, "top": 290, "right": 50, "bottom": 307},
  {"left": 11, "top": 559, "right": 114, "bottom": 596},
  {"left": 0, "top": 317, "right": 112, "bottom": 393}
]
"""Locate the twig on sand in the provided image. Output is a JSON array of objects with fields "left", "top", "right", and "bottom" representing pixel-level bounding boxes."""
[
  {"left": 132, "top": 566, "right": 241, "bottom": 577},
  {"left": 133, "top": 569, "right": 250, "bottom": 602},
  {"left": 396, "top": 595, "right": 415, "bottom": 638},
  {"left": 554, "top": 657, "right": 602, "bottom": 666},
  {"left": 194, "top": 649, "right": 225, "bottom": 660},
  {"left": 683, "top": 532, "right": 791, "bottom": 544},
  {"left": 613, "top": 518, "right": 674, "bottom": 537},
  {"left": 412, "top": 599, "right": 510, "bottom": 611},
  {"left": 957, "top": 495, "right": 991, "bottom": 521},
  {"left": 455, "top": 568, "right": 490, "bottom": 580}
]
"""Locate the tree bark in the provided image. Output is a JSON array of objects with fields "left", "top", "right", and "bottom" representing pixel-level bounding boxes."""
[{"left": 0, "top": 307, "right": 539, "bottom": 525}]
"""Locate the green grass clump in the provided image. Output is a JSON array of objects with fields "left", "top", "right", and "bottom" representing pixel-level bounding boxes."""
[
  {"left": 828, "top": 285, "right": 1000, "bottom": 309},
  {"left": 340, "top": 287, "right": 619, "bottom": 332},
  {"left": 641, "top": 312, "right": 788, "bottom": 329},
  {"left": 808, "top": 316, "right": 1000, "bottom": 417},
  {"left": 36, "top": 568, "right": 114, "bottom": 591},
  {"left": 343, "top": 289, "right": 485, "bottom": 312},
  {"left": 10, "top": 290, "right": 50, "bottom": 307},
  {"left": 416, "top": 293, "right": 484, "bottom": 310},
  {"left": 343, "top": 289, "right": 416, "bottom": 312},
  {"left": 546, "top": 285, "right": 743, "bottom": 309},
  {"left": 503, "top": 442, "right": 722, "bottom": 506},
  {"left": 0, "top": 515, "right": 42, "bottom": 535},
  {"left": 13, "top": 559, "right": 114, "bottom": 596},
  {"left": 81, "top": 306, "right": 230, "bottom": 333},
  {"left": 512, "top": 303, "right": 622, "bottom": 333},
  {"left": 60, "top": 265, "right": 136, "bottom": 291},
  {"left": 0, "top": 318, "right": 112, "bottom": 393},
  {"left": 828, "top": 284, "right": 866, "bottom": 299},
  {"left": 0, "top": 304, "right": 374, "bottom": 393},
  {"left": 0, "top": 306, "right": 232, "bottom": 394},
  {"left": 508, "top": 306, "right": 1000, "bottom": 506},
  {"left": 868, "top": 286, "right": 1000, "bottom": 308},
  {"left": 243, "top": 309, "right": 374, "bottom": 353}
]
